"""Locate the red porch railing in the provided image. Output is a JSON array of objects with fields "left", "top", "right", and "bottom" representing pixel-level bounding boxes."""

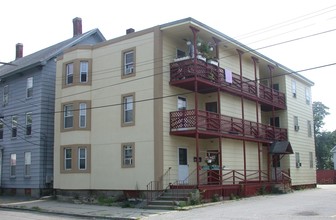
[
  {"left": 170, "top": 58, "right": 286, "bottom": 109},
  {"left": 170, "top": 110, "right": 288, "bottom": 141}
]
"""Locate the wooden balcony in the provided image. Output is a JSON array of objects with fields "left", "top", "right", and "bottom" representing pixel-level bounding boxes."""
[
  {"left": 170, "top": 58, "right": 286, "bottom": 110},
  {"left": 170, "top": 110, "right": 288, "bottom": 142}
]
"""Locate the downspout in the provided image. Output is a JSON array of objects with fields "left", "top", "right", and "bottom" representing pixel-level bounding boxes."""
[{"left": 252, "top": 56, "right": 261, "bottom": 181}]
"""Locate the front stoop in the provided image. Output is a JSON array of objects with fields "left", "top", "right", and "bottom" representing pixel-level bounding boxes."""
[{"left": 146, "top": 189, "right": 193, "bottom": 210}]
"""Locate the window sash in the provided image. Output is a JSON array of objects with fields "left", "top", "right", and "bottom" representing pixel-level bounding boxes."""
[
  {"left": 291, "top": 80, "right": 296, "bottom": 97},
  {"left": 66, "top": 63, "right": 74, "bottom": 84},
  {"left": 307, "top": 120, "right": 312, "bottom": 137},
  {"left": 26, "top": 113, "right": 32, "bottom": 135},
  {"left": 80, "top": 61, "right": 88, "bottom": 83},
  {"left": 124, "top": 51, "right": 134, "bottom": 74},
  {"left": 305, "top": 87, "right": 311, "bottom": 104},
  {"left": 123, "top": 145, "right": 133, "bottom": 166},
  {"left": 26, "top": 77, "right": 33, "bottom": 98},
  {"left": 123, "top": 96, "right": 133, "bottom": 123},
  {"left": 309, "top": 152, "right": 313, "bottom": 168},
  {"left": 3, "top": 85, "right": 9, "bottom": 105},
  {"left": 64, "top": 105, "right": 74, "bottom": 128},
  {"left": 79, "top": 103, "right": 87, "bottom": 128},
  {"left": 0, "top": 121, "right": 3, "bottom": 139},
  {"left": 78, "top": 148, "right": 87, "bottom": 170},
  {"left": 25, "top": 152, "right": 31, "bottom": 176},
  {"left": 10, "top": 154, "right": 16, "bottom": 176},
  {"left": 12, "top": 116, "right": 17, "bottom": 137},
  {"left": 178, "top": 97, "right": 187, "bottom": 110},
  {"left": 64, "top": 148, "right": 72, "bottom": 170}
]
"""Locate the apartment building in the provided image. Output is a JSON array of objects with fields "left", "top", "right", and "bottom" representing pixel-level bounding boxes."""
[
  {"left": 0, "top": 18, "right": 105, "bottom": 197},
  {"left": 54, "top": 18, "right": 315, "bottom": 200}
]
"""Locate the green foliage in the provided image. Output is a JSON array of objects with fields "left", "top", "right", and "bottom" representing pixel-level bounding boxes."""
[
  {"left": 211, "top": 193, "right": 220, "bottom": 202},
  {"left": 97, "top": 195, "right": 117, "bottom": 206},
  {"left": 315, "top": 131, "right": 336, "bottom": 169},
  {"left": 189, "top": 189, "right": 202, "bottom": 205},
  {"left": 313, "top": 101, "right": 330, "bottom": 135},
  {"left": 31, "top": 206, "right": 42, "bottom": 211},
  {"left": 258, "top": 185, "right": 268, "bottom": 195},
  {"left": 229, "top": 193, "right": 240, "bottom": 200}
]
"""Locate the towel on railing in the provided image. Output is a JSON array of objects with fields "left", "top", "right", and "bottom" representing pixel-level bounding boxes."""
[{"left": 225, "top": 68, "right": 233, "bottom": 83}]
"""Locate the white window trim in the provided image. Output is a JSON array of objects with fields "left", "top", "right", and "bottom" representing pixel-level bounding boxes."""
[
  {"left": 124, "top": 51, "right": 134, "bottom": 75},
  {"left": 25, "top": 152, "right": 31, "bottom": 176},
  {"left": 178, "top": 96, "right": 187, "bottom": 110},
  {"left": 80, "top": 61, "right": 89, "bottom": 83},
  {"left": 78, "top": 147, "right": 87, "bottom": 170},
  {"left": 66, "top": 63, "right": 74, "bottom": 85},
  {"left": 123, "top": 95, "right": 134, "bottom": 123},
  {"left": 3, "top": 85, "right": 9, "bottom": 106},
  {"left": 11, "top": 115, "right": 18, "bottom": 138},
  {"left": 64, "top": 148, "right": 72, "bottom": 170},
  {"left": 10, "top": 153, "right": 16, "bottom": 177},
  {"left": 26, "top": 77, "right": 33, "bottom": 98},
  {"left": 26, "top": 112, "right": 32, "bottom": 135},
  {"left": 79, "top": 103, "right": 87, "bottom": 128},
  {"left": 64, "top": 104, "right": 74, "bottom": 129}
]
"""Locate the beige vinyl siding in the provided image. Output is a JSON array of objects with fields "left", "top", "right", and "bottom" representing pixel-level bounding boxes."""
[{"left": 285, "top": 74, "right": 315, "bottom": 185}]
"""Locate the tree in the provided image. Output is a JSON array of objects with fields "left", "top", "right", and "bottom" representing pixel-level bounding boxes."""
[
  {"left": 313, "top": 101, "right": 330, "bottom": 135},
  {"left": 313, "top": 101, "right": 334, "bottom": 169}
]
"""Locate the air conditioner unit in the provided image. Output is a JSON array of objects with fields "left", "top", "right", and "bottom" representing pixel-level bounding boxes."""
[
  {"left": 124, "top": 158, "right": 132, "bottom": 165},
  {"left": 126, "top": 67, "right": 134, "bottom": 74},
  {"left": 296, "top": 162, "right": 302, "bottom": 168},
  {"left": 294, "top": 125, "right": 300, "bottom": 131}
]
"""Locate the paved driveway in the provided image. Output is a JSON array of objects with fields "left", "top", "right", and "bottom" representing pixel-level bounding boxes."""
[{"left": 145, "top": 185, "right": 336, "bottom": 219}]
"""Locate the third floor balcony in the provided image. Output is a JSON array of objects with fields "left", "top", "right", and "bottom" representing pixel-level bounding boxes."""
[{"left": 170, "top": 57, "right": 286, "bottom": 110}]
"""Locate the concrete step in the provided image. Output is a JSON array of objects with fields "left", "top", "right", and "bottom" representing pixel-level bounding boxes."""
[{"left": 146, "top": 204, "right": 176, "bottom": 210}]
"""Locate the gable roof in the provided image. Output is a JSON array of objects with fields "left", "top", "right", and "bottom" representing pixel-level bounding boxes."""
[
  {"left": 160, "top": 17, "right": 314, "bottom": 86},
  {"left": 270, "top": 141, "right": 294, "bottom": 154},
  {"left": 0, "top": 28, "right": 105, "bottom": 78}
]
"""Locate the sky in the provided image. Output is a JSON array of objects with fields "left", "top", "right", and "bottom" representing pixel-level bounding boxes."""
[{"left": 1, "top": 0, "right": 336, "bottom": 131}]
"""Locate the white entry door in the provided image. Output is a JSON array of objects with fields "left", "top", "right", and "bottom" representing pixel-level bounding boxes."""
[{"left": 178, "top": 148, "right": 189, "bottom": 183}]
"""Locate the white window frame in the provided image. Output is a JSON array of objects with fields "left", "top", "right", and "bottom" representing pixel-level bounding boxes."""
[
  {"left": 295, "top": 152, "right": 301, "bottom": 168},
  {"left": 123, "top": 95, "right": 134, "bottom": 123},
  {"left": 11, "top": 115, "right": 18, "bottom": 138},
  {"left": 80, "top": 61, "right": 89, "bottom": 83},
  {"left": 122, "top": 143, "right": 134, "bottom": 168},
  {"left": 26, "top": 112, "right": 32, "bottom": 136},
  {"left": 292, "top": 80, "right": 296, "bottom": 98},
  {"left": 305, "top": 87, "right": 311, "bottom": 105},
  {"left": 78, "top": 147, "right": 87, "bottom": 170},
  {"left": 10, "top": 153, "right": 16, "bottom": 177},
  {"left": 26, "top": 77, "right": 33, "bottom": 98},
  {"left": 64, "top": 104, "right": 74, "bottom": 129},
  {"left": 79, "top": 103, "right": 87, "bottom": 128},
  {"left": 294, "top": 116, "right": 299, "bottom": 131},
  {"left": 178, "top": 96, "right": 187, "bottom": 110},
  {"left": 124, "top": 51, "right": 134, "bottom": 75},
  {"left": 66, "top": 63, "right": 74, "bottom": 85},
  {"left": 309, "top": 152, "right": 313, "bottom": 168},
  {"left": 25, "top": 152, "right": 31, "bottom": 176},
  {"left": 64, "top": 148, "right": 72, "bottom": 170},
  {"left": 3, "top": 85, "right": 8, "bottom": 106}
]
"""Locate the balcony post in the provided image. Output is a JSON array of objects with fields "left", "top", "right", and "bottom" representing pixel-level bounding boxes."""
[
  {"left": 189, "top": 26, "right": 199, "bottom": 61},
  {"left": 268, "top": 65, "right": 275, "bottom": 138}
]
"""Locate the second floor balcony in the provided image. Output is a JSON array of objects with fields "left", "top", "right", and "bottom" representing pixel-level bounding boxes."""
[
  {"left": 170, "top": 109, "right": 288, "bottom": 143},
  {"left": 170, "top": 58, "right": 286, "bottom": 110}
]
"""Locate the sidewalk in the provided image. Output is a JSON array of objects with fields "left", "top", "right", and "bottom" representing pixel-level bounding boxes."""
[{"left": 0, "top": 196, "right": 174, "bottom": 219}]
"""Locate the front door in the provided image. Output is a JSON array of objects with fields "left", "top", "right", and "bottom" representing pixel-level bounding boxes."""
[
  {"left": 272, "top": 154, "right": 281, "bottom": 181},
  {"left": 178, "top": 148, "right": 189, "bottom": 183}
]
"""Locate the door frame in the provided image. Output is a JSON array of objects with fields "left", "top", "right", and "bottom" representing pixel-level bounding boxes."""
[{"left": 178, "top": 147, "right": 189, "bottom": 183}]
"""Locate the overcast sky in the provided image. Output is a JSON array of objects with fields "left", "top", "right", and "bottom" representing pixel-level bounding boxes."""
[{"left": 1, "top": 0, "right": 336, "bottom": 131}]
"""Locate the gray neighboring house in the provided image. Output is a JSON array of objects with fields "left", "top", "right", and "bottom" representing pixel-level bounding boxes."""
[{"left": 0, "top": 17, "right": 105, "bottom": 197}]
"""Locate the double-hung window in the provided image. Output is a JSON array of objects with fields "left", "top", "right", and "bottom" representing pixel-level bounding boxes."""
[
  {"left": 64, "top": 148, "right": 72, "bottom": 170},
  {"left": 79, "top": 103, "right": 87, "bottom": 128},
  {"left": 66, "top": 63, "right": 74, "bottom": 85},
  {"left": 25, "top": 152, "right": 31, "bottom": 176},
  {"left": 78, "top": 147, "right": 87, "bottom": 170},
  {"left": 26, "top": 113, "right": 32, "bottom": 135},
  {"left": 124, "top": 51, "right": 134, "bottom": 76},
  {"left": 64, "top": 104, "right": 74, "bottom": 129},
  {"left": 294, "top": 116, "right": 299, "bottom": 131},
  {"left": 26, "top": 77, "right": 33, "bottom": 98},
  {"left": 10, "top": 153, "right": 16, "bottom": 177},
  {"left": 80, "top": 61, "right": 88, "bottom": 83},
  {"left": 11, "top": 116, "right": 18, "bottom": 138},
  {"left": 122, "top": 143, "right": 134, "bottom": 168},
  {"left": 305, "top": 87, "right": 311, "bottom": 105},
  {"left": 122, "top": 94, "right": 134, "bottom": 125},
  {"left": 292, "top": 80, "right": 296, "bottom": 98},
  {"left": 0, "top": 118, "right": 3, "bottom": 140},
  {"left": 177, "top": 96, "right": 187, "bottom": 110},
  {"left": 307, "top": 120, "right": 312, "bottom": 137},
  {"left": 3, "top": 85, "right": 8, "bottom": 106}
]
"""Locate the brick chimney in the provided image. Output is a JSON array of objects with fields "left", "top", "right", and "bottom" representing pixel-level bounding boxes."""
[
  {"left": 126, "top": 28, "right": 135, "bottom": 34},
  {"left": 15, "top": 43, "right": 23, "bottom": 60},
  {"left": 72, "top": 17, "right": 82, "bottom": 37}
]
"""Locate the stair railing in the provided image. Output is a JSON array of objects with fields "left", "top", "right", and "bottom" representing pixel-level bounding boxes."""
[{"left": 146, "top": 167, "right": 172, "bottom": 204}]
